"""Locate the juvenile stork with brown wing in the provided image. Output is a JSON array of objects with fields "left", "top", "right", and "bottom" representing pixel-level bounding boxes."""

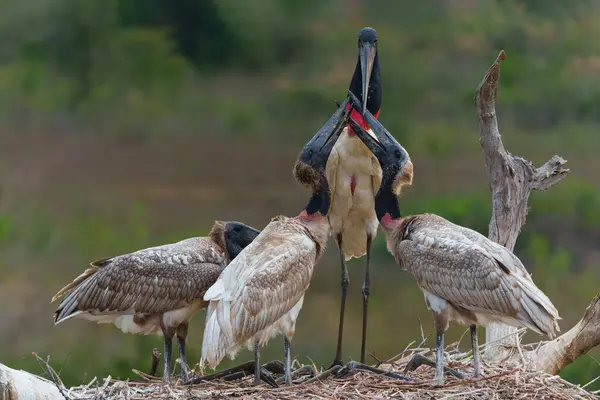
[
  {"left": 198, "top": 99, "right": 351, "bottom": 387},
  {"left": 346, "top": 92, "right": 561, "bottom": 385},
  {"left": 52, "top": 220, "right": 260, "bottom": 383}
]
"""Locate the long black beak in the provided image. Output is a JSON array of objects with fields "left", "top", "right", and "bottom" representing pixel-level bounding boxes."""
[
  {"left": 346, "top": 90, "right": 408, "bottom": 164},
  {"left": 298, "top": 97, "right": 351, "bottom": 167},
  {"left": 359, "top": 42, "right": 376, "bottom": 116},
  {"left": 296, "top": 97, "right": 352, "bottom": 216}
]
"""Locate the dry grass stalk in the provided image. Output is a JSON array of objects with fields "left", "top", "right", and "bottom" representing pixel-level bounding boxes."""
[{"left": 58, "top": 342, "right": 598, "bottom": 400}]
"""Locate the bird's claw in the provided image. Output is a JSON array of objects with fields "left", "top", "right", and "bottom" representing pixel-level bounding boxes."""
[
  {"left": 257, "top": 367, "right": 279, "bottom": 387},
  {"left": 302, "top": 364, "right": 343, "bottom": 384},
  {"left": 274, "top": 365, "right": 315, "bottom": 385},
  {"left": 335, "top": 361, "right": 413, "bottom": 381},
  {"left": 403, "top": 353, "right": 464, "bottom": 379},
  {"left": 183, "top": 361, "right": 280, "bottom": 388},
  {"left": 303, "top": 361, "right": 412, "bottom": 384}
]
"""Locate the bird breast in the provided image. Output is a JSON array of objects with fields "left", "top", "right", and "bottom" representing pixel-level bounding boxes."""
[{"left": 326, "top": 128, "right": 382, "bottom": 259}]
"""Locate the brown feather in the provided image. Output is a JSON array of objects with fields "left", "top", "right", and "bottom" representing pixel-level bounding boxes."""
[
  {"left": 208, "top": 221, "right": 227, "bottom": 253},
  {"left": 51, "top": 267, "right": 98, "bottom": 302}
]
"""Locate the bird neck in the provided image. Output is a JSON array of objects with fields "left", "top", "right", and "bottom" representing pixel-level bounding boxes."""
[
  {"left": 295, "top": 210, "right": 330, "bottom": 257},
  {"left": 376, "top": 184, "right": 401, "bottom": 225},
  {"left": 296, "top": 209, "right": 325, "bottom": 223},
  {"left": 380, "top": 213, "right": 403, "bottom": 232}
]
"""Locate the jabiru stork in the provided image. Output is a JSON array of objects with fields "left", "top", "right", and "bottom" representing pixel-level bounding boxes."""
[{"left": 294, "top": 27, "right": 398, "bottom": 367}]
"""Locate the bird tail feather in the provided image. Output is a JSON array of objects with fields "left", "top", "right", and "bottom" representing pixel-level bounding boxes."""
[
  {"left": 201, "top": 300, "right": 239, "bottom": 369},
  {"left": 515, "top": 275, "right": 561, "bottom": 338}
]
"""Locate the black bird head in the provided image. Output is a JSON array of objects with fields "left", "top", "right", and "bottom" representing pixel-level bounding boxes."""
[
  {"left": 293, "top": 97, "right": 352, "bottom": 216},
  {"left": 349, "top": 27, "right": 381, "bottom": 118},
  {"left": 345, "top": 91, "right": 413, "bottom": 221},
  {"left": 223, "top": 221, "right": 261, "bottom": 260}
]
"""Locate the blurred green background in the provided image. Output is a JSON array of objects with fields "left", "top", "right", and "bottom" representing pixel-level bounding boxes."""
[{"left": 1, "top": 0, "right": 600, "bottom": 390}]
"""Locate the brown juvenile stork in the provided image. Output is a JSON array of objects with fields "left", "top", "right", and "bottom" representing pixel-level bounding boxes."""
[
  {"left": 52, "top": 220, "right": 260, "bottom": 384},
  {"left": 294, "top": 27, "right": 385, "bottom": 366},
  {"left": 197, "top": 100, "right": 349, "bottom": 387},
  {"left": 346, "top": 92, "right": 561, "bottom": 386}
]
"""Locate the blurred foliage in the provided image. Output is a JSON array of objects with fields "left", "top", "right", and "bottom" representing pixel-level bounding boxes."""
[{"left": 1, "top": 0, "right": 600, "bottom": 392}]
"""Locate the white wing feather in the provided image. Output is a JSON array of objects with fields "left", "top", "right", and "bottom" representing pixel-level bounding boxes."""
[{"left": 201, "top": 220, "right": 316, "bottom": 368}]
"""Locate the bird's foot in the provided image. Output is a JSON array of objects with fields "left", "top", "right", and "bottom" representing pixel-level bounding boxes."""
[
  {"left": 274, "top": 365, "right": 315, "bottom": 385},
  {"left": 403, "top": 353, "right": 464, "bottom": 380},
  {"left": 176, "top": 358, "right": 190, "bottom": 383},
  {"left": 334, "top": 361, "right": 413, "bottom": 381},
  {"left": 183, "top": 361, "right": 278, "bottom": 388},
  {"left": 303, "top": 361, "right": 412, "bottom": 384},
  {"left": 302, "top": 364, "right": 343, "bottom": 384}
]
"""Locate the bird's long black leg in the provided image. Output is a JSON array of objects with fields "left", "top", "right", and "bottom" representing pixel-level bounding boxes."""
[
  {"left": 360, "top": 234, "right": 372, "bottom": 364},
  {"left": 162, "top": 335, "right": 173, "bottom": 384},
  {"left": 160, "top": 321, "right": 175, "bottom": 384},
  {"left": 253, "top": 340, "right": 261, "bottom": 386},
  {"left": 306, "top": 235, "right": 351, "bottom": 383},
  {"left": 176, "top": 323, "right": 189, "bottom": 381},
  {"left": 284, "top": 337, "right": 292, "bottom": 386},
  {"left": 471, "top": 325, "right": 482, "bottom": 378},
  {"left": 434, "top": 331, "right": 445, "bottom": 385},
  {"left": 403, "top": 311, "right": 463, "bottom": 382},
  {"left": 334, "top": 233, "right": 349, "bottom": 367}
]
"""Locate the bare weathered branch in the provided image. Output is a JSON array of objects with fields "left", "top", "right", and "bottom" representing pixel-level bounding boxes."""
[
  {"left": 0, "top": 362, "right": 64, "bottom": 400},
  {"left": 533, "top": 155, "right": 569, "bottom": 191},
  {"left": 474, "top": 50, "right": 570, "bottom": 362},
  {"left": 535, "top": 293, "right": 600, "bottom": 374}
]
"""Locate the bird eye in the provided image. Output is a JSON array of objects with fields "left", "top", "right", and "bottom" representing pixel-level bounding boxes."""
[{"left": 395, "top": 150, "right": 402, "bottom": 158}]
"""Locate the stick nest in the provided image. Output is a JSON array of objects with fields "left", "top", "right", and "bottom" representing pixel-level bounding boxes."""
[{"left": 59, "top": 343, "right": 599, "bottom": 400}]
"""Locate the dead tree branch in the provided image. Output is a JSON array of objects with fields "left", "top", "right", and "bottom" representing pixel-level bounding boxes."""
[
  {"left": 476, "top": 50, "right": 600, "bottom": 373},
  {"left": 0, "top": 361, "right": 64, "bottom": 400}
]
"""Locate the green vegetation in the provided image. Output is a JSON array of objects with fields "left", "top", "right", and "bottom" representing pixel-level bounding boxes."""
[{"left": 0, "top": 0, "right": 599, "bottom": 391}]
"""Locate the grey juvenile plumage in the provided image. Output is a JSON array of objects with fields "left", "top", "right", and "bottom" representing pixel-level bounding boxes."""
[
  {"left": 389, "top": 214, "right": 560, "bottom": 338},
  {"left": 384, "top": 213, "right": 561, "bottom": 384},
  {"left": 345, "top": 92, "right": 560, "bottom": 385},
  {"left": 52, "top": 220, "right": 260, "bottom": 383}
]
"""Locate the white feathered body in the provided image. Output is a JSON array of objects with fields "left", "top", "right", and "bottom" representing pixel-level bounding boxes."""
[
  {"left": 201, "top": 215, "right": 329, "bottom": 368},
  {"left": 326, "top": 127, "right": 382, "bottom": 260}
]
